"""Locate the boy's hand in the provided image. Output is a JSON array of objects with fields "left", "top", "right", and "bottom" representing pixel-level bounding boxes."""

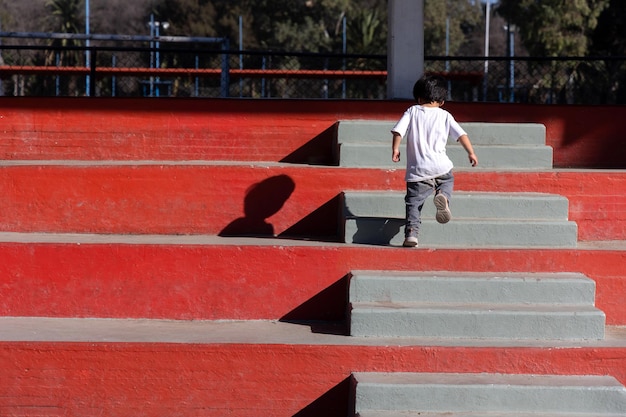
[
  {"left": 391, "top": 133, "right": 402, "bottom": 162},
  {"left": 468, "top": 153, "right": 478, "bottom": 167}
]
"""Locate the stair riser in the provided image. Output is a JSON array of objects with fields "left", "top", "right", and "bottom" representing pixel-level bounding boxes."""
[
  {"left": 0, "top": 166, "right": 621, "bottom": 241},
  {"left": 349, "top": 274, "right": 597, "bottom": 305},
  {"left": 1, "top": 242, "right": 625, "bottom": 324},
  {"left": 339, "top": 143, "right": 553, "bottom": 169},
  {"left": 350, "top": 309, "right": 605, "bottom": 339},
  {"left": 355, "top": 384, "right": 625, "bottom": 414},
  {"left": 344, "top": 218, "right": 578, "bottom": 248},
  {"left": 338, "top": 122, "right": 547, "bottom": 146},
  {"left": 344, "top": 192, "right": 570, "bottom": 220}
]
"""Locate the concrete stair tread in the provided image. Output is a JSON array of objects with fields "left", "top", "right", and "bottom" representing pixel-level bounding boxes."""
[
  {"left": 349, "top": 271, "right": 596, "bottom": 305},
  {"left": 354, "top": 372, "right": 626, "bottom": 415},
  {"left": 346, "top": 218, "right": 578, "bottom": 248},
  {"left": 1, "top": 317, "right": 625, "bottom": 347},
  {"left": 344, "top": 191, "right": 570, "bottom": 221},
  {"left": 338, "top": 120, "right": 552, "bottom": 169},
  {"left": 341, "top": 142, "right": 551, "bottom": 149},
  {"left": 354, "top": 372, "right": 625, "bottom": 385},
  {"left": 358, "top": 218, "right": 577, "bottom": 224},
  {"left": 357, "top": 412, "right": 626, "bottom": 417},
  {"left": 350, "top": 270, "right": 592, "bottom": 281},
  {"left": 0, "top": 232, "right": 623, "bottom": 250},
  {"left": 351, "top": 301, "right": 603, "bottom": 314},
  {"left": 343, "top": 190, "right": 576, "bottom": 247},
  {"left": 338, "top": 121, "right": 547, "bottom": 146},
  {"left": 339, "top": 142, "right": 553, "bottom": 169},
  {"left": 350, "top": 302, "right": 605, "bottom": 339}
]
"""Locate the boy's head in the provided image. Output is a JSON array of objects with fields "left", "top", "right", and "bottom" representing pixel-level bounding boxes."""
[{"left": 413, "top": 75, "right": 447, "bottom": 104}]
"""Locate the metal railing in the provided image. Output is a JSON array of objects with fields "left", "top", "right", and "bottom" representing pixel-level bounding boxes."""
[{"left": 0, "top": 41, "right": 624, "bottom": 104}]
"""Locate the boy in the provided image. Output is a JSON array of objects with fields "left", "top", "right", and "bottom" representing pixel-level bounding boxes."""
[{"left": 391, "top": 75, "right": 478, "bottom": 247}]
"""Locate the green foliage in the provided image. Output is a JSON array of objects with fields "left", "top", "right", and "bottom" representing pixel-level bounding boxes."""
[
  {"left": 346, "top": 8, "right": 387, "bottom": 54},
  {"left": 424, "top": 0, "right": 483, "bottom": 56},
  {"left": 45, "top": 0, "right": 83, "bottom": 66},
  {"left": 153, "top": 0, "right": 386, "bottom": 53},
  {"left": 46, "top": 0, "right": 82, "bottom": 34},
  {"left": 497, "top": 0, "right": 609, "bottom": 103},
  {"left": 497, "top": 0, "right": 609, "bottom": 57}
]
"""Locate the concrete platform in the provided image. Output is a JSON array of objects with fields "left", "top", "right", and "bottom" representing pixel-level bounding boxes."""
[
  {"left": 2, "top": 317, "right": 626, "bottom": 348},
  {"left": 353, "top": 372, "right": 626, "bottom": 415}
]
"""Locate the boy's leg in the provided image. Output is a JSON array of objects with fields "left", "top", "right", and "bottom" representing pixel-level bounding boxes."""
[
  {"left": 404, "top": 180, "right": 435, "bottom": 245},
  {"left": 433, "top": 171, "right": 454, "bottom": 224}
]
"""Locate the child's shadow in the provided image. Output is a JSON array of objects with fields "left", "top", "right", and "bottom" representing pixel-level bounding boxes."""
[{"left": 219, "top": 174, "right": 296, "bottom": 237}]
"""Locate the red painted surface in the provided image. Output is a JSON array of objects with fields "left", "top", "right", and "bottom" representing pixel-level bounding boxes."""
[
  {"left": 1, "top": 165, "right": 624, "bottom": 241},
  {"left": 0, "top": 97, "right": 625, "bottom": 168},
  {"left": 1, "top": 243, "right": 624, "bottom": 325},
  {"left": 1, "top": 98, "right": 625, "bottom": 417},
  {"left": 2, "top": 342, "right": 626, "bottom": 417}
]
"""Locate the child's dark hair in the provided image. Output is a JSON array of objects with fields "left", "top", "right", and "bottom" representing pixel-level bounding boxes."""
[{"left": 413, "top": 75, "right": 448, "bottom": 103}]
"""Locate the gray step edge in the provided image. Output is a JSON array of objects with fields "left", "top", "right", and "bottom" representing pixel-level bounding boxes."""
[
  {"left": 343, "top": 191, "right": 570, "bottom": 220},
  {"left": 353, "top": 373, "right": 626, "bottom": 413},
  {"left": 344, "top": 218, "right": 578, "bottom": 248},
  {"left": 339, "top": 143, "right": 553, "bottom": 169},
  {"left": 349, "top": 271, "right": 597, "bottom": 305},
  {"left": 338, "top": 121, "right": 547, "bottom": 146},
  {"left": 350, "top": 304, "right": 606, "bottom": 339}
]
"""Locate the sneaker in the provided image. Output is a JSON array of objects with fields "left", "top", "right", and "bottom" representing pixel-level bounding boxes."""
[
  {"left": 434, "top": 193, "right": 451, "bottom": 224},
  {"left": 403, "top": 236, "right": 418, "bottom": 247}
]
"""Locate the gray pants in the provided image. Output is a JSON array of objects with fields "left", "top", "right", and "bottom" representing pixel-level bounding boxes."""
[{"left": 405, "top": 170, "right": 454, "bottom": 237}]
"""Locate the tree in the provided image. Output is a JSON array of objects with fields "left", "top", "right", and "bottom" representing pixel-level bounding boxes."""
[
  {"left": 497, "top": 0, "right": 608, "bottom": 57},
  {"left": 586, "top": 0, "right": 626, "bottom": 103},
  {"left": 497, "top": 0, "right": 609, "bottom": 103},
  {"left": 424, "top": 0, "right": 483, "bottom": 56}
]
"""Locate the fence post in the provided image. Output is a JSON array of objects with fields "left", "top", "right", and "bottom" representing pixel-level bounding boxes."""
[
  {"left": 89, "top": 48, "right": 97, "bottom": 97},
  {"left": 221, "top": 38, "right": 230, "bottom": 97}
]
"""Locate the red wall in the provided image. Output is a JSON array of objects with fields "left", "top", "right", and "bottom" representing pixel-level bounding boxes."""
[
  {"left": 1, "top": 97, "right": 625, "bottom": 417},
  {"left": 1, "top": 243, "right": 625, "bottom": 325},
  {"left": 0, "top": 97, "right": 625, "bottom": 168},
  {"left": 3, "top": 342, "right": 626, "bottom": 417},
  {"left": 1, "top": 165, "right": 624, "bottom": 241}
]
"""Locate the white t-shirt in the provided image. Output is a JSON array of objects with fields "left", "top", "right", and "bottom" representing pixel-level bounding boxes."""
[{"left": 391, "top": 105, "right": 467, "bottom": 182}]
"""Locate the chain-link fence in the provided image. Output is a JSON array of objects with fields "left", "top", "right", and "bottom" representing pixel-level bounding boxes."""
[{"left": 1, "top": 40, "right": 626, "bottom": 104}]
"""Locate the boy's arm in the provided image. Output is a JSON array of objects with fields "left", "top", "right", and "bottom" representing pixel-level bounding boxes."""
[
  {"left": 458, "top": 134, "right": 478, "bottom": 166},
  {"left": 392, "top": 132, "right": 402, "bottom": 162}
]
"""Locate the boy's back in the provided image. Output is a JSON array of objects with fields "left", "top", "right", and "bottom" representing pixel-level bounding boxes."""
[{"left": 392, "top": 104, "right": 466, "bottom": 181}]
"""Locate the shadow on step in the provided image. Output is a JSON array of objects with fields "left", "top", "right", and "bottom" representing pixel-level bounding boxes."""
[
  {"left": 279, "top": 195, "right": 343, "bottom": 242},
  {"left": 280, "top": 274, "right": 350, "bottom": 336},
  {"left": 279, "top": 123, "right": 339, "bottom": 166},
  {"left": 219, "top": 178, "right": 343, "bottom": 242},
  {"left": 292, "top": 376, "right": 354, "bottom": 417}
]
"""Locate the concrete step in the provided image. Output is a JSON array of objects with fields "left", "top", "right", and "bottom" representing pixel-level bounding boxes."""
[
  {"left": 339, "top": 142, "right": 553, "bottom": 170},
  {"left": 357, "top": 413, "right": 626, "bottom": 417},
  {"left": 349, "top": 271, "right": 598, "bottom": 306},
  {"left": 343, "top": 191, "right": 578, "bottom": 248},
  {"left": 350, "top": 302, "right": 605, "bottom": 339},
  {"left": 349, "top": 270, "right": 605, "bottom": 340},
  {"left": 338, "top": 121, "right": 547, "bottom": 146},
  {"left": 353, "top": 372, "right": 626, "bottom": 415},
  {"left": 344, "top": 191, "right": 571, "bottom": 221},
  {"left": 345, "top": 218, "right": 578, "bottom": 248},
  {"left": 337, "top": 120, "right": 552, "bottom": 169}
]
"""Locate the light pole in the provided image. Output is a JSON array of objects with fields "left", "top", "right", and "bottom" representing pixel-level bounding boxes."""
[
  {"left": 148, "top": 14, "right": 169, "bottom": 96},
  {"left": 85, "top": 0, "right": 90, "bottom": 96},
  {"left": 483, "top": 0, "right": 491, "bottom": 101},
  {"left": 505, "top": 24, "right": 516, "bottom": 102}
]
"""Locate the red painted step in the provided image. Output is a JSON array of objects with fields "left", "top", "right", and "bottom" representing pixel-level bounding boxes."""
[
  {"left": 0, "top": 164, "right": 624, "bottom": 241},
  {"left": 2, "top": 320, "right": 626, "bottom": 417},
  {"left": 1, "top": 98, "right": 625, "bottom": 169},
  {"left": 1, "top": 237, "right": 624, "bottom": 325}
]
